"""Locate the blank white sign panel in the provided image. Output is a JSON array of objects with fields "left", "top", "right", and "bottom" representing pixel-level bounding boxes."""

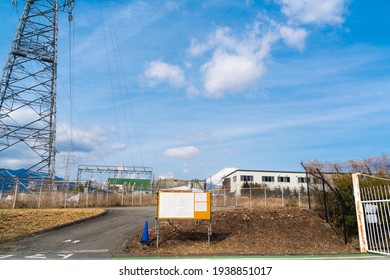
[
  {"left": 195, "top": 202, "right": 207, "bottom": 212},
  {"left": 159, "top": 192, "right": 194, "bottom": 219},
  {"left": 195, "top": 193, "right": 207, "bottom": 202}
]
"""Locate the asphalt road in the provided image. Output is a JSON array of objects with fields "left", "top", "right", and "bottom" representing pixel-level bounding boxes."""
[{"left": 0, "top": 206, "right": 156, "bottom": 260}]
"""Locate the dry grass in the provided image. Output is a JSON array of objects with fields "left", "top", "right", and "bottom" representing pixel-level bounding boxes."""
[
  {"left": 0, "top": 192, "right": 157, "bottom": 208},
  {"left": 0, "top": 208, "right": 105, "bottom": 243}
]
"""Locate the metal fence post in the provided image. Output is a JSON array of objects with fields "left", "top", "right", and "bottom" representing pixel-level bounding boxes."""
[
  {"left": 64, "top": 183, "right": 69, "bottom": 208},
  {"left": 140, "top": 184, "right": 143, "bottom": 206},
  {"left": 13, "top": 178, "right": 18, "bottom": 209},
  {"left": 132, "top": 183, "right": 135, "bottom": 206},
  {"left": 121, "top": 185, "right": 124, "bottom": 206},
  {"left": 307, "top": 180, "right": 311, "bottom": 209},
  {"left": 249, "top": 184, "right": 252, "bottom": 209},
  {"left": 0, "top": 180, "right": 3, "bottom": 203},
  {"left": 106, "top": 187, "right": 108, "bottom": 206},
  {"left": 322, "top": 178, "right": 329, "bottom": 223},
  {"left": 298, "top": 188, "right": 301, "bottom": 207},
  {"left": 301, "top": 162, "right": 311, "bottom": 209},
  {"left": 223, "top": 188, "right": 226, "bottom": 207}
]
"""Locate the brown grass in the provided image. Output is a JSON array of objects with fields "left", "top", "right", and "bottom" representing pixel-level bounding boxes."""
[
  {"left": 0, "top": 208, "right": 104, "bottom": 243},
  {"left": 0, "top": 192, "right": 157, "bottom": 208}
]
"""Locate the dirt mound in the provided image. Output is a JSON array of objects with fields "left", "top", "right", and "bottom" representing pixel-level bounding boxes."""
[{"left": 127, "top": 207, "right": 359, "bottom": 256}]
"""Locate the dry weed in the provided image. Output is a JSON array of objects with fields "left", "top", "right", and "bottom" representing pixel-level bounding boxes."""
[{"left": 0, "top": 208, "right": 104, "bottom": 242}]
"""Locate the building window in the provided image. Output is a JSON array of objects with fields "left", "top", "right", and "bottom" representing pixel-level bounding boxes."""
[
  {"left": 233, "top": 176, "right": 237, "bottom": 182},
  {"left": 298, "top": 177, "right": 310, "bottom": 183},
  {"left": 278, "top": 176, "right": 290, "bottom": 183},
  {"left": 312, "top": 178, "right": 322, "bottom": 184},
  {"left": 240, "top": 175, "right": 253, "bottom": 182},
  {"left": 262, "top": 176, "right": 274, "bottom": 182}
]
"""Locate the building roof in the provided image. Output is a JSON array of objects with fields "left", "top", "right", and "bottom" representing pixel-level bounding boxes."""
[
  {"left": 223, "top": 169, "right": 306, "bottom": 179},
  {"left": 206, "top": 167, "right": 237, "bottom": 189}
]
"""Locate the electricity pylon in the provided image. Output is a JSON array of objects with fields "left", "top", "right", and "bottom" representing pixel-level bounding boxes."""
[{"left": 0, "top": 0, "right": 74, "bottom": 180}]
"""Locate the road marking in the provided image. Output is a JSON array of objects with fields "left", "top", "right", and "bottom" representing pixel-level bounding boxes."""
[
  {"left": 0, "top": 255, "right": 14, "bottom": 259},
  {"left": 58, "top": 249, "right": 109, "bottom": 254},
  {"left": 63, "top": 239, "right": 81, "bottom": 244},
  {"left": 58, "top": 253, "right": 73, "bottom": 259},
  {"left": 25, "top": 253, "right": 47, "bottom": 259}
]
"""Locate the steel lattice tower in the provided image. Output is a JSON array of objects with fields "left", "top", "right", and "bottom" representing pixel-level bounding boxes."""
[{"left": 0, "top": 0, "right": 74, "bottom": 180}]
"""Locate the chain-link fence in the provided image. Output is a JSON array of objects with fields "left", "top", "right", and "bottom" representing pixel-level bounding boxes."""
[
  {"left": 1, "top": 177, "right": 311, "bottom": 209},
  {"left": 0, "top": 178, "right": 157, "bottom": 209},
  {"left": 209, "top": 186, "right": 309, "bottom": 209},
  {"left": 303, "top": 171, "right": 351, "bottom": 244}
]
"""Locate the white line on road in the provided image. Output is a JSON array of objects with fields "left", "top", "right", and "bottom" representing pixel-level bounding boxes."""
[
  {"left": 57, "top": 253, "right": 74, "bottom": 259},
  {"left": 0, "top": 255, "right": 14, "bottom": 259},
  {"left": 58, "top": 249, "right": 109, "bottom": 254},
  {"left": 25, "top": 253, "right": 47, "bottom": 259},
  {"left": 63, "top": 239, "right": 81, "bottom": 243}
]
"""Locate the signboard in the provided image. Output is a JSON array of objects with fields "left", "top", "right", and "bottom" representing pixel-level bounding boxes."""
[
  {"left": 364, "top": 204, "right": 378, "bottom": 224},
  {"left": 158, "top": 191, "right": 211, "bottom": 220}
]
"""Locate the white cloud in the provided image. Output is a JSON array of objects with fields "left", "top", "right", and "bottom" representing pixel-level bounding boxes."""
[
  {"left": 279, "top": 0, "right": 349, "bottom": 25},
  {"left": 164, "top": 146, "right": 200, "bottom": 160},
  {"left": 201, "top": 51, "right": 264, "bottom": 97},
  {"left": 4, "top": 107, "right": 44, "bottom": 129},
  {"left": 189, "top": 27, "right": 236, "bottom": 57},
  {"left": 186, "top": 1, "right": 350, "bottom": 98},
  {"left": 143, "top": 60, "right": 186, "bottom": 88},
  {"left": 0, "top": 145, "right": 44, "bottom": 170},
  {"left": 56, "top": 123, "right": 107, "bottom": 153},
  {"left": 192, "top": 25, "right": 277, "bottom": 98},
  {"left": 1, "top": 158, "right": 33, "bottom": 170},
  {"left": 139, "top": 1, "right": 350, "bottom": 99},
  {"left": 279, "top": 26, "right": 308, "bottom": 51},
  {"left": 189, "top": 38, "right": 211, "bottom": 57}
]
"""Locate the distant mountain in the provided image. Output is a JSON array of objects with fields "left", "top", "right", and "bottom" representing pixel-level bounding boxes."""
[{"left": 0, "top": 168, "right": 62, "bottom": 191}]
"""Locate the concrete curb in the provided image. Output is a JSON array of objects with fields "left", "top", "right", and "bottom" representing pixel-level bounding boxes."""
[{"left": 0, "top": 209, "right": 109, "bottom": 245}]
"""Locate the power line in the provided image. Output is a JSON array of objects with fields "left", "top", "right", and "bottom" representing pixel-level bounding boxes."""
[
  {"left": 104, "top": 1, "right": 145, "bottom": 167},
  {"left": 99, "top": 2, "right": 127, "bottom": 166}
]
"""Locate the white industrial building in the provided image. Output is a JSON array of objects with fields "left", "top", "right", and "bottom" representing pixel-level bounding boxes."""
[{"left": 222, "top": 169, "right": 311, "bottom": 195}]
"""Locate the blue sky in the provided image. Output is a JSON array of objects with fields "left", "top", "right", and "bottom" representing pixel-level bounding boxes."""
[{"left": 1, "top": 0, "right": 390, "bottom": 181}]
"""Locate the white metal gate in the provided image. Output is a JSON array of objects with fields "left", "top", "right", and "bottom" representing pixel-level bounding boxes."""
[{"left": 353, "top": 173, "right": 390, "bottom": 255}]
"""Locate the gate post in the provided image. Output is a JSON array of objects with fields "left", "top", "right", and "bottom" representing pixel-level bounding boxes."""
[{"left": 352, "top": 173, "right": 367, "bottom": 253}]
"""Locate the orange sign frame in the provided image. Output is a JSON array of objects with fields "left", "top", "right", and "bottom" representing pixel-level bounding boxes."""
[{"left": 158, "top": 191, "right": 211, "bottom": 220}]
